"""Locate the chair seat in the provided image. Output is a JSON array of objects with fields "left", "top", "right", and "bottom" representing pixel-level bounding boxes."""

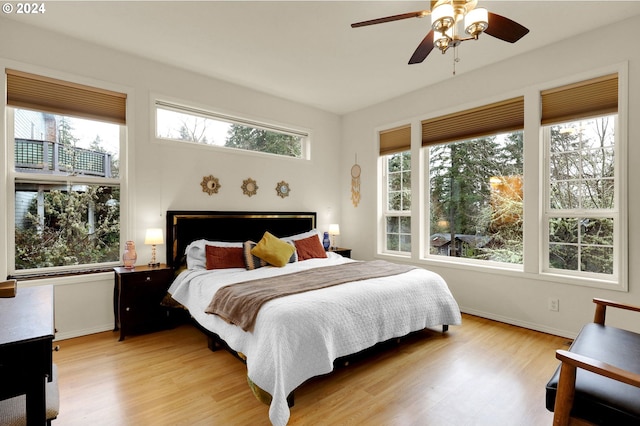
[
  {"left": 0, "top": 363, "right": 59, "bottom": 426},
  {"left": 546, "top": 323, "right": 640, "bottom": 425}
]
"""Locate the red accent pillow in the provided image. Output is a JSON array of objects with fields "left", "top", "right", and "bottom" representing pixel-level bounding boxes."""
[
  {"left": 294, "top": 235, "right": 328, "bottom": 261},
  {"left": 205, "top": 245, "right": 245, "bottom": 269}
]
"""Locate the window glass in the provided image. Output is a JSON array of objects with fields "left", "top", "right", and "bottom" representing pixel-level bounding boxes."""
[
  {"left": 546, "top": 116, "right": 616, "bottom": 276},
  {"left": 13, "top": 108, "right": 121, "bottom": 271},
  {"left": 428, "top": 131, "right": 523, "bottom": 263},
  {"left": 156, "top": 102, "right": 306, "bottom": 159},
  {"left": 383, "top": 151, "right": 411, "bottom": 253}
]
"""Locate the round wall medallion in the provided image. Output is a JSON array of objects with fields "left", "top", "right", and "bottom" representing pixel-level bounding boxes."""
[
  {"left": 242, "top": 178, "right": 258, "bottom": 197},
  {"left": 201, "top": 175, "right": 220, "bottom": 195},
  {"left": 275, "top": 181, "right": 290, "bottom": 198}
]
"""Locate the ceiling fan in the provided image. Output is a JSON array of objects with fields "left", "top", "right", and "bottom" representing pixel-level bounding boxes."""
[{"left": 351, "top": 0, "right": 529, "bottom": 65}]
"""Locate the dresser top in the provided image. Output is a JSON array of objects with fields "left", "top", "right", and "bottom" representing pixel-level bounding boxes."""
[{"left": 0, "top": 285, "right": 54, "bottom": 346}]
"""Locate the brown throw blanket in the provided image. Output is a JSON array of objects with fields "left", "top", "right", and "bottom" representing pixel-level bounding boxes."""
[{"left": 206, "top": 260, "right": 416, "bottom": 331}]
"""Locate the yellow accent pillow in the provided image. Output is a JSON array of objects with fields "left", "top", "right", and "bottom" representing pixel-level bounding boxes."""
[{"left": 251, "top": 232, "right": 296, "bottom": 267}]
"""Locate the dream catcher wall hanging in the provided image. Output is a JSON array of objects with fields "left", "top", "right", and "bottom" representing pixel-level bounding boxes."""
[{"left": 351, "top": 156, "right": 361, "bottom": 207}]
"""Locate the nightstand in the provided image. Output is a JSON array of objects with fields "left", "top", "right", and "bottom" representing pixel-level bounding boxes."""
[
  {"left": 329, "top": 247, "right": 352, "bottom": 258},
  {"left": 113, "top": 264, "right": 174, "bottom": 341}
]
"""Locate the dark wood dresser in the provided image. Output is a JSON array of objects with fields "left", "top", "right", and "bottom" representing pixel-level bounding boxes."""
[{"left": 0, "top": 285, "right": 55, "bottom": 425}]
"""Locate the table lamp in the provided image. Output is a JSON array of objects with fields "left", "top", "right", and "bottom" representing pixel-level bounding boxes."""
[{"left": 144, "top": 228, "right": 164, "bottom": 268}]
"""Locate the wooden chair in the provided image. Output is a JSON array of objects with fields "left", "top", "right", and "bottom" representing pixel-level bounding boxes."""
[
  {"left": 545, "top": 298, "right": 640, "bottom": 425},
  {"left": 0, "top": 364, "right": 59, "bottom": 425}
]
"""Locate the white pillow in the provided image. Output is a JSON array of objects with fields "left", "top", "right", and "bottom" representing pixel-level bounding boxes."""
[
  {"left": 185, "top": 239, "right": 243, "bottom": 270},
  {"left": 282, "top": 229, "right": 322, "bottom": 243}
]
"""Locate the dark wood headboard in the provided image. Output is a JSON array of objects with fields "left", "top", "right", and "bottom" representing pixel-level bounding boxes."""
[{"left": 165, "top": 211, "right": 317, "bottom": 268}]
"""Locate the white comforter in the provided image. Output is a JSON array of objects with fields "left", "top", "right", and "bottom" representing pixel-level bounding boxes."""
[{"left": 168, "top": 253, "right": 461, "bottom": 426}]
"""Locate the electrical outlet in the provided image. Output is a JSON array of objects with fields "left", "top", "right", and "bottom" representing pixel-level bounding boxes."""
[{"left": 548, "top": 298, "right": 559, "bottom": 312}]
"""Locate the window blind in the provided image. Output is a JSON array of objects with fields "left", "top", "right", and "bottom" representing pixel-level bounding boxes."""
[
  {"left": 6, "top": 69, "right": 126, "bottom": 125},
  {"left": 421, "top": 96, "right": 524, "bottom": 146},
  {"left": 379, "top": 124, "right": 411, "bottom": 155},
  {"left": 541, "top": 73, "right": 618, "bottom": 125}
]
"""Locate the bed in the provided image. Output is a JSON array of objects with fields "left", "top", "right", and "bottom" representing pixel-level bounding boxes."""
[{"left": 165, "top": 211, "right": 461, "bottom": 426}]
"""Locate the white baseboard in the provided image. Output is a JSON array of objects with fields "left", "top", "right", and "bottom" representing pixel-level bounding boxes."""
[
  {"left": 55, "top": 324, "right": 114, "bottom": 341},
  {"left": 460, "top": 307, "right": 577, "bottom": 340}
]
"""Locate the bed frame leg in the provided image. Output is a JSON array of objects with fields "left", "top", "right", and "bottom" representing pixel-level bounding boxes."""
[
  {"left": 442, "top": 324, "right": 449, "bottom": 333},
  {"left": 207, "top": 335, "right": 223, "bottom": 351}
]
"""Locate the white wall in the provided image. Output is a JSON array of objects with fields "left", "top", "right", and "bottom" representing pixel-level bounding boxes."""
[
  {"left": 341, "top": 15, "right": 640, "bottom": 338},
  {"left": 0, "top": 18, "right": 342, "bottom": 340},
  {"left": 2, "top": 14, "right": 639, "bottom": 341}
]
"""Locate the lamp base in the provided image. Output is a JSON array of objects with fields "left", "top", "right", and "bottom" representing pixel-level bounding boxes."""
[{"left": 148, "top": 262, "right": 160, "bottom": 268}]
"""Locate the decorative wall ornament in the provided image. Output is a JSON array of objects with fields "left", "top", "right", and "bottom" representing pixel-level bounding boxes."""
[
  {"left": 275, "top": 181, "right": 290, "bottom": 198},
  {"left": 201, "top": 175, "right": 220, "bottom": 195},
  {"left": 242, "top": 178, "right": 258, "bottom": 197},
  {"left": 351, "top": 160, "right": 361, "bottom": 207}
]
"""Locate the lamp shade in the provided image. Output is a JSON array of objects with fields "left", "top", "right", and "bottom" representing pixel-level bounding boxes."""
[
  {"left": 431, "top": 3, "right": 455, "bottom": 32},
  {"left": 144, "top": 228, "right": 164, "bottom": 245},
  {"left": 329, "top": 224, "right": 340, "bottom": 235},
  {"left": 465, "top": 7, "right": 489, "bottom": 36}
]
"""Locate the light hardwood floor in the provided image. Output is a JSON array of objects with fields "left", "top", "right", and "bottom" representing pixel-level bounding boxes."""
[{"left": 52, "top": 314, "right": 570, "bottom": 425}]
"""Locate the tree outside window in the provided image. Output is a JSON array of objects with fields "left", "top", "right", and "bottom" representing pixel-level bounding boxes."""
[
  {"left": 546, "top": 116, "right": 616, "bottom": 275},
  {"left": 384, "top": 151, "right": 411, "bottom": 253},
  {"left": 13, "top": 108, "right": 121, "bottom": 271},
  {"left": 428, "top": 132, "right": 524, "bottom": 263},
  {"left": 156, "top": 103, "right": 305, "bottom": 159}
]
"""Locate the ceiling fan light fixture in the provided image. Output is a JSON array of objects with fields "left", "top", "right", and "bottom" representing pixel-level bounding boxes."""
[
  {"left": 431, "top": 3, "right": 455, "bottom": 32},
  {"left": 465, "top": 7, "right": 489, "bottom": 38},
  {"left": 351, "top": 0, "right": 529, "bottom": 66},
  {"left": 433, "top": 29, "right": 454, "bottom": 53}
]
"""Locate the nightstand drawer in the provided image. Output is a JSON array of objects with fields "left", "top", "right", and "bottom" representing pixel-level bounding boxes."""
[{"left": 119, "top": 268, "right": 173, "bottom": 286}]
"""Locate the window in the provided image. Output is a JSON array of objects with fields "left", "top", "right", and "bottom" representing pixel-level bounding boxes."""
[
  {"left": 384, "top": 151, "right": 412, "bottom": 252},
  {"left": 542, "top": 74, "right": 620, "bottom": 280},
  {"left": 380, "top": 125, "right": 411, "bottom": 254},
  {"left": 7, "top": 69, "right": 125, "bottom": 274},
  {"left": 423, "top": 97, "right": 524, "bottom": 265},
  {"left": 376, "top": 72, "right": 625, "bottom": 288},
  {"left": 427, "top": 132, "right": 523, "bottom": 263},
  {"left": 155, "top": 100, "right": 308, "bottom": 159}
]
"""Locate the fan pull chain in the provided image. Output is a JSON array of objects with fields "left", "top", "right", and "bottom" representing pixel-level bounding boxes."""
[{"left": 452, "top": 45, "right": 459, "bottom": 75}]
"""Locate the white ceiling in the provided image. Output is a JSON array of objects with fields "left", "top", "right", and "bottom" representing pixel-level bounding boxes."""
[{"left": 5, "top": 1, "right": 640, "bottom": 114}]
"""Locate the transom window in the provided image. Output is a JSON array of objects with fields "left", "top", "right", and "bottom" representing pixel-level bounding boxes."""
[{"left": 155, "top": 100, "right": 308, "bottom": 159}]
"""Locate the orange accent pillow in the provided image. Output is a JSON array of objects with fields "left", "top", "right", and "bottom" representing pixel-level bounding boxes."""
[
  {"left": 205, "top": 245, "right": 245, "bottom": 269},
  {"left": 294, "top": 234, "right": 328, "bottom": 261}
]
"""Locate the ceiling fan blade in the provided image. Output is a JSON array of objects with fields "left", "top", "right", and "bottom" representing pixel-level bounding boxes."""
[
  {"left": 351, "top": 10, "right": 430, "bottom": 28},
  {"left": 484, "top": 12, "right": 529, "bottom": 43},
  {"left": 408, "top": 31, "right": 435, "bottom": 65}
]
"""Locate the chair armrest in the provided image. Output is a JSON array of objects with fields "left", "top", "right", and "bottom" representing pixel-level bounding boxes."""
[
  {"left": 593, "top": 298, "right": 640, "bottom": 325},
  {"left": 556, "top": 349, "right": 640, "bottom": 388},
  {"left": 553, "top": 349, "right": 640, "bottom": 425}
]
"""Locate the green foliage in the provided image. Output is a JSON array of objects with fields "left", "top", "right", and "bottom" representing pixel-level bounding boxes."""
[
  {"left": 225, "top": 125, "right": 301, "bottom": 157},
  {"left": 387, "top": 152, "right": 411, "bottom": 211},
  {"left": 429, "top": 133, "right": 524, "bottom": 263},
  {"left": 15, "top": 185, "right": 120, "bottom": 269}
]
